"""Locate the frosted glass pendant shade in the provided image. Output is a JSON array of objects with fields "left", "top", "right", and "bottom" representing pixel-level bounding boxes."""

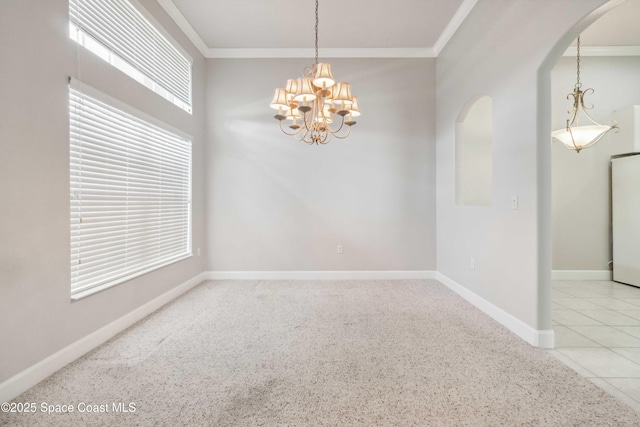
[
  {"left": 552, "top": 124, "right": 616, "bottom": 153},
  {"left": 552, "top": 87, "right": 618, "bottom": 153}
]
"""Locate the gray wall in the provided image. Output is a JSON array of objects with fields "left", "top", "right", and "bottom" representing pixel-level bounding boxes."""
[
  {"left": 436, "top": 0, "right": 608, "bottom": 330},
  {"left": 552, "top": 55, "right": 640, "bottom": 270},
  {"left": 0, "top": 0, "right": 206, "bottom": 383},
  {"left": 205, "top": 58, "right": 437, "bottom": 272}
]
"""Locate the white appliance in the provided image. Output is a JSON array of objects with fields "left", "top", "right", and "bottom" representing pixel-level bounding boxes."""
[
  {"left": 610, "top": 106, "right": 640, "bottom": 155},
  {"left": 612, "top": 154, "right": 640, "bottom": 287}
]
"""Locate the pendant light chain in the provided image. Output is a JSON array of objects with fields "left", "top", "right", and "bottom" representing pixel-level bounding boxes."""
[
  {"left": 575, "top": 36, "right": 581, "bottom": 88},
  {"left": 315, "top": 0, "right": 319, "bottom": 66}
]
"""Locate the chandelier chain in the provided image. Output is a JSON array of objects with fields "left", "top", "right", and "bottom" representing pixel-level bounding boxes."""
[
  {"left": 575, "top": 36, "right": 581, "bottom": 88},
  {"left": 315, "top": 0, "right": 319, "bottom": 65}
]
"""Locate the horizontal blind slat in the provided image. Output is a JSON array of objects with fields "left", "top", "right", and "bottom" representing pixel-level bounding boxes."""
[
  {"left": 70, "top": 86, "right": 191, "bottom": 294},
  {"left": 70, "top": 0, "right": 191, "bottom": 106}
]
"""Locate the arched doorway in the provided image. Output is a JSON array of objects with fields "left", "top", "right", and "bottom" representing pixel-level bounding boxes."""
[
  {"left": 537, "top": 0, "right": 630, "bottom": 347},
  {"left": 538, "top": 0, "right": 640, "bottom": 408}
]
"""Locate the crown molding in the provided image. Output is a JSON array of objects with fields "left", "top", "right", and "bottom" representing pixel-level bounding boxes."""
[
  {"left": 205, "top": 47, "right": 436, "bottom": 59},
  {"left": 433, "top": 0, "right": 478, "bottom": 56},
  {"left": 563, "top": 46, "right": 640, "bottom": 57},
  {"left": 159, "top": 0, "right": 477, "bottom": 59},
  {"left": 158, "top": 0, "right": 209, "bottom": 57},
  {"left": 156, "top": 2, "right": 640, "bottom": 60}
]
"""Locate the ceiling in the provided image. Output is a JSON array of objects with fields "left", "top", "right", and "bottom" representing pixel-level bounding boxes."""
[
  {"left": 158, "top": 0, "right": 640, "bottom": 59},
  {"left": 579, "top": 0, "right": 640, "bottom": 46},
  {"left": 159, "top": 0, "right": 474, "bottom": 58}
]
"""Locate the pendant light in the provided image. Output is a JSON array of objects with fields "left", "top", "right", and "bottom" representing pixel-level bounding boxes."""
[{"left": 551, "top": 36, "right": 618, "bottom": 153}]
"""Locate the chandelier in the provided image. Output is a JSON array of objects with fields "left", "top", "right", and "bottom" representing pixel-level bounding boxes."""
[
  {"left": 269, "top": 0, "right": 360, "bottom": 145},
  {"left": 551, "top": 36, "right": 617, "bottom": 153}
]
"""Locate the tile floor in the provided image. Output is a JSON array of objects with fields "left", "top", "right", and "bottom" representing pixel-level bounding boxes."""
[{"left": 550, "top": 279, "right": 640, "bottom": 411}]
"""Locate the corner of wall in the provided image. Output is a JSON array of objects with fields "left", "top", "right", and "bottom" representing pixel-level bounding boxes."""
[{"left": 436, "top": 272, "right": 554, "bottom": 348}]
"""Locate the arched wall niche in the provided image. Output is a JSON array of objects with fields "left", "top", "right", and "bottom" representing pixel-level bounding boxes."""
[{"left": 455, "top": 95, "right": 493, "bottom": 206}]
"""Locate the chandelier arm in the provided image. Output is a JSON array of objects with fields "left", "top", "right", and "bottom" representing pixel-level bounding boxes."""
[
  {"left": 580, "top": 88, "right": 595, "bottom": 111},
  {"left": 565, "top": 125, "right": 579, "bottom": 152},
  {"left": 566, "top": 92, "right": 577, "bottom": 115},
  {"left": 319, "top": 132, "right": 331, "bottom": 144},
  {"left": 301, "top": 126, "right": 313, "bottom": 144},
  {"left": 325, "top": 114, "right": 346, "bottom": 134},
  {"left": 580, "top": 107, "right": 603, "bottom": 126},
  {"left": 303, "top": 66, "right": 314, "bottom": 79},
  {"left": 279, "top": 120, "right": 302, "bottom": 137},
  {"left": 330, "top": 125, "right": 353, "bottom": 140},
  {"left": 302, "top": 112, "right": 315, "bottom": 133},
  {"left": 566, "top": 105, "right": 578, "bottom": 128},
  {"left": 575, "top": 88, "right": 606, "bottom": 126},
  {"left": 301, "top": 100, "right": 319, "bottom": 133},
  {"left": 590, "top": 127, "right": 617, "bottom": 146}
]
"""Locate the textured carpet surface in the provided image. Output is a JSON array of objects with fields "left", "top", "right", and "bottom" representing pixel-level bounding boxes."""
[{"left": 3, "top": 279, "right": 640, "bottom": 426}]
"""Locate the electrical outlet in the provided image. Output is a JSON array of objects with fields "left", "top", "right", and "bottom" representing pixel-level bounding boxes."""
[
  {"left": 196, "top": 248, "right": 200, "bottom": 256},
  {"left": 337, "top": 245, "right": 343, "bottom": 254},
  {"left": 511, "top": 195, "right": 518, "bottom": 210},
  {"left": 470, "top": 257, "right": 475, "bottom": 270}
]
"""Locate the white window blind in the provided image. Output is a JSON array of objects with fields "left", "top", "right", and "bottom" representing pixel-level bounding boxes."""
[
  {"left": 69, "top": 0, "right": 192, "bottom": 112},
  {"left": 70, "top": 82, "right": 192, "bottom": 296}
]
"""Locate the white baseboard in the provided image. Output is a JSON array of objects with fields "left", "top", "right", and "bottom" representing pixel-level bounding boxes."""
[
  {"left": 436, "top": 273, "right": 554, "bottom": 349},
  {"left": 206, "top": 270, "right": 437, "bottom": 281},
  {"left": 1, "top": 269, "right": 555, "bottom": 403},
  {"left": 0, "top": 272, "right": 208, "bottom": 404},
  {"left": 209, "top": 270, "right": 554, "bottom": 348},
  {"left": 552, "top": 270, "right": 613, "bottom": 281}
]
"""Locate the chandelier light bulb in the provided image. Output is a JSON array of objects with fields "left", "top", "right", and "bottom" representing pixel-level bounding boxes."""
[{"left": 348, "top": 97, "right": 361, "bottom": 117}]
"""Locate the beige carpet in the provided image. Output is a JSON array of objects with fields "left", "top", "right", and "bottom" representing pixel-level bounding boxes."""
[{"left": 3, "top": 279, "right": 640, "bottom": 426}]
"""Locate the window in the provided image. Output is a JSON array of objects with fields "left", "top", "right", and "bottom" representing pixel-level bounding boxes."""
[
  {"left": 70, "top": 80, "right": 192, "bottom": 298},
  {"left": 69, "top": 0, "right": 192, "bottom": 113}
]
